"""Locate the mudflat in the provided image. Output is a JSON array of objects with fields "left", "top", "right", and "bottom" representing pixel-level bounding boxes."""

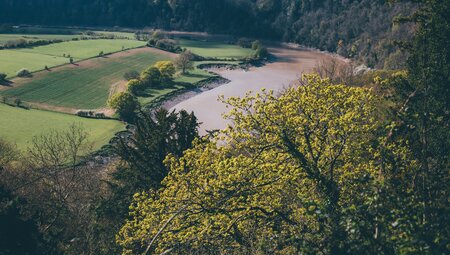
[{"left": 172, "top": 45, "right": 337, "bottom": 134}]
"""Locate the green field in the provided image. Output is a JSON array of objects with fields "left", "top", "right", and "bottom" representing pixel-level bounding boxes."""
[
  {"left": 0, "top": 34, "right": 80, "bottom": 45},
  {"left": 178, "top": 39, "right": 254, "bottom": 59},
  {"left": 137, "top": 85, "right": 185, "bottom": 105},
  {"left": 174, "top": 62, "right": 217, "bottom": 84},
  {"left": 0, "top": 31, "right": 136, "bottom": 45},
  {"left": 18, "top": 39, "right": 145, "bottom": 59},
  {"left": 0, "top": 103, "right": 125, "bottom": 151},
  {"left": 94, "top": 31, "right": 136, "bottom": 39},
  {"left": 0, "top": 50, "right": 68, "bottom": 77},
  {"left": 1, "top": 50, "right": 170, "bottom": 109},
  {"left": 0, "top": 39, "right": 146, "bottom": 77}
]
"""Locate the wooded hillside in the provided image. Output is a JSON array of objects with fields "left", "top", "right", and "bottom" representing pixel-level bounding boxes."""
[{"left": 0, "top": 0, "right": 415, "bottom": 67}]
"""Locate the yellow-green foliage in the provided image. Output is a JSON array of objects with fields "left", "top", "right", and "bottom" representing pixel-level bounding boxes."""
[
  {"left": 154, "top": 61, "right": 175, "bottom": 80},
  {"left": 108, "top": 92, "right": 138, "bottom": 119},
  {"left": 116, "top": 74, "right": 413, "bottom": 254},
  {"left": 126, "top": 79, "right": 142, "bottom": 94}
]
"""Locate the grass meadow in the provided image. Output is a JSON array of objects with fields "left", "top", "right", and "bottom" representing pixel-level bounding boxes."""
[
  {"left": 1, "top": 50, "right": 170, "bottom": 109},
  {"left": 0, "top": 39, "right": 146, "bottom": 77},
  {"left": 0, "top": 103, "right": 125, "bottom": 151},
  {"left": 178, "top": 39, "right": 254, "bottom": 59},
  {"left": 0, "top": 34, "right": 80, "bottom": 45},
  {"left": 0, "top": 31, "right": 136, "bottom": 45}
]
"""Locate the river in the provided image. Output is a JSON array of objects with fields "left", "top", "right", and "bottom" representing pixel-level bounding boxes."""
[{"left": 171, "top": 44, "right": 336, "bottom": 135}]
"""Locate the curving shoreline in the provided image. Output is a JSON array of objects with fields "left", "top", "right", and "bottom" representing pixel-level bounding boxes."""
[
  {"left": 157, "top": 76, "right": 231, "bottom": 110},
  {"left": 169, "top": 44, "right": 338, "bottom": 135}
]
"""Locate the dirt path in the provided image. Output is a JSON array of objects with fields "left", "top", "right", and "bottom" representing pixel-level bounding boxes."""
[{"left": 171, "top": 44, "right": 338, "bottom": 135}]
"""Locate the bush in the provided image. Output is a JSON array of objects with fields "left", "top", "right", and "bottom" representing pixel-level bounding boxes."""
[
  {"left": 154, "top": 61, "right": 176, "bottom": 82},
  {"left": 152, "top": 31, "right": 163, "bottom": 41},
  {"left": 141, "top": 66, "right": 161, "bottom": 88},
  {"left": 154, "top": 39, "right": 182, "bottom": 53},
  {"left": 76, "top": 111, "right": 89, "bottom": 117},
  {"left": 237, "top": 38, "right": 252, "bottom": 48},
  {"left": 14, "top": 98, "right": 21, "bottom": 107},
  {"left": 123, "top": 70, "right": 140, "bottom": 81},
  {"left": 95, "top": 112, "right": 106, "bottom": 119},
  {"left": 254, "top": 47, "right": 269, "bottom": 59},
  {"left": 252, "top": 40, "right": 262, "bottom": 50},
  {"left": 126, "top": 79, "right": 143, "bottom": 95},
  {"left": 98, "top": 51, "right": 104, "bottom": 57},
  {"left": 17, "top": 69, "right": 31, "bottom": 78},
  {"left": 147, "top": 38, "right": 157, "bottom": 46},
  {"left": 0, "top": 73, "right": 7, "bottom": 81},
  {"left": 108, "top": 92, "right": 139, "bottom": 121},
  {"left": 76, "top": 111, "right": 107, "bottom": 119},
  {"left": 156, "top": 39, "right": 175, "bottom": 49}
]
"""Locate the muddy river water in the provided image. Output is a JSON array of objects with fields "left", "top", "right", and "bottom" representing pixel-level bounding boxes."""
[{"left": 171, "top": 45, "right": 335, "bottom": 135}]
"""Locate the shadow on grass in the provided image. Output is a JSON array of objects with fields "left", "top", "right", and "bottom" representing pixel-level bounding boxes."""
[
  {"left": 0, "top": 80, "right": 13, "bottom": 87},
  {"left": 138, "top": 84, "right": 180, "bottom": 98},
  {"left": 138, "top": 91, "right": 155, "bottom": 97},
  {"left": 182, "top": 73, "right": 210, "bottom": 79}
]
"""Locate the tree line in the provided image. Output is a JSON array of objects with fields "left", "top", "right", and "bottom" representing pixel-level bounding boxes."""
[{"left": 0, "top": 0, "right": 415, "bottom": 68}]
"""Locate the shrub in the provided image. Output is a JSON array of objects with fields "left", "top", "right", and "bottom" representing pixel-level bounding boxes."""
[
  {"left": 98, "top": 51, "right": 104, "bottom": 57},
  {"left": 254, "top": 47, "right": 269, "bottom": 59},
  {"left": 123, "top": 70, "right": 140, "bottom": 81},
  {"left": 0, "top": 73, "right": 7, "bottom": 81},
  {"left": 5, "top": 39, "right": 27, "bottom": 48},
  {"left": 252, "top": 40, "right": 262, "bottom": 50},
  {"left": 127, "top": 79, "right": 143, "bottom": 95},
  {"left": 237, "top": 38, "right": 252, "bottom": 48},
  {"left": 152, "top": 31, "right": 163, "bottom": 41},
  {"left": 155, "top": 39, "right": 182, "bottom": 52},
  {"left": 147, "top": 38, "right": 157, "bottom": 46},
  {"left": 154, "top": 61, "right": 176, "bottom": 82},
  {"left": 156, "top": 39, "right": 175, "bottom": 49},
  {"left": 17, "top": 69, "right": 31, "bottom": 78},
  {"left": 14, "top": 98, "right": 21, "bottom": 107},
  {"left": 141, "top": 66, "right": 161, "bottom": 88},
  {"left": 108, "top": 92, "right": 139, "bottom": 121},
  {"left": 76, "top": 111, "right": 89, "bottom": 117},
  {"left": 95, "top": 112, "right": 106, "bottom": 119}
]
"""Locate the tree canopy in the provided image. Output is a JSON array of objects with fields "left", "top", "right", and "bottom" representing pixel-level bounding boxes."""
[{"left": 117, "top": 75, "right": 416, "bottom": 254}]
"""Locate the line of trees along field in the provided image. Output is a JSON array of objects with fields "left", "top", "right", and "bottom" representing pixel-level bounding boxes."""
[{"left": 0, "top": 0, "right": 415, "bottom": 68}]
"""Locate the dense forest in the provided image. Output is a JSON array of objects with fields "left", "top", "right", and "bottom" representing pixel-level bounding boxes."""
[{"left": 0, "top": 0, "right": 415, "bottom": 68}]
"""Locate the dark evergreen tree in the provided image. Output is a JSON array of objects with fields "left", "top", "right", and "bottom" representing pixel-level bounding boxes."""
[{"left": 95, "top": 108, "right": 199, "bottom": 254}]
